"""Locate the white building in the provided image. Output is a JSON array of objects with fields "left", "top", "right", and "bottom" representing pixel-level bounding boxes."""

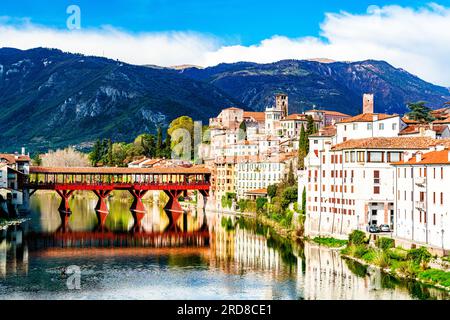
[
  {"left": 335, "top": 113, "right": 406, "bottom": 144},
  {"left": 304, "top": 136, "right": 450, "bottom": 238},
  {"left": 265, "top": 93, "right": 288, "bottom": 137},
  {"left": 393, "top": 146, "right": 450, "bottom": 254},
  {"left": 235, "top": 153, "right": 296, "bottom": 200},
  {"left": 0, "top": 152, "right": 31, "bottom": 210}
]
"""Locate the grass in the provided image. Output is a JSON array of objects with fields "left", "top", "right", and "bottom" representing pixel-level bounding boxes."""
[
  {"left": 418, "top": 269, "right": 450, "bottom": 288},
  {"left": 313, "top": 237, "right": 348, "bottom": 248},
  {"left": 340, "top": 231, "right": 450, "bottom": 290}
]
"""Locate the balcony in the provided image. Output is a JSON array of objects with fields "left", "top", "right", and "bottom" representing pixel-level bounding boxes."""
[
  {"left": 415, "top": 201, "right": 426, "bottom": 211},
  {"left": 414, "top": 177, "right": 426, "bottom": 187}
]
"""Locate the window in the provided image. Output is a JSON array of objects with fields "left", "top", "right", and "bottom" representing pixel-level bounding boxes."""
[
  {"left": 387, "top": 152, "right": 401, "bottom": 163},
  {"left": 357, "top": 151, "right": 365, "bottom": 162},
  {"left": 392, "top": 123, "right": 397, "bottom": 130},
  {"left": 368, "top": 151, "right": 383, "bottom": 163},
  {"left": 374, "top": 186, "right": 380, "bottom": 194},
  {"left": 353, "top": 123, "right": 358, "bottom": 130},
  {"left": 367, "top": 123, "right": 372, "bottom": 130},
  {"left": 420, "top": 192, "right": 425, "bottom": 202},
  {"left": 374, "top": 170, "right": 380, "bottom": 184},
  {"left": 441, "top": 192, "right": 444, "bottom": 205},
  {"left": 379, "top": 123, "right": 385, "bottom": 130}
]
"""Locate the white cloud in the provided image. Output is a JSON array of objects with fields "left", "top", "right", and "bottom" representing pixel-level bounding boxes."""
[{"left": 1, "top": 3, "right": 450, "bottom": 86}]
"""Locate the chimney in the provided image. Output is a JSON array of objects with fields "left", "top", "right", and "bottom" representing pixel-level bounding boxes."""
[
  {"left": 373, "top": 114, "right": 379, "bottom": 122},
  {"left": 419, "top": 127, "right": 425, "bottom": 136},
  {"left": 21, "top": 147, "right": 25, "bottom": 155},
  {"left": 363, "top": 93, "right": 374, "bottom": 114},
  {"left": 404, "top": 151, "right": 412, "bottom": 163},
  {"left": 415, "top": 152, "right": 422, "bottom": 163}
]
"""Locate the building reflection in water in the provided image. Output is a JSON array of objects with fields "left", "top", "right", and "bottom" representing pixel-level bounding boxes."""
[
  {"left": 0, "top": 227, "right": 29, "bottom": 278},
  {"left": 0, "top": 193, "right": 448, "bottom": 300}
]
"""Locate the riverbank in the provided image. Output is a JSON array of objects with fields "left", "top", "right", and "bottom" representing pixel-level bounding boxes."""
[
  {"left": 312, "top": 233, "right": 450, "bottom": 292},
  {"left": 256, "top": 214, "right": 303, "bottom": 241}
]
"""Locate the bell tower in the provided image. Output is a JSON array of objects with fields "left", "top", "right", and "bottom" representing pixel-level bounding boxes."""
[{"left": 276, "top": 93, "right": 288, "bottom": 118}]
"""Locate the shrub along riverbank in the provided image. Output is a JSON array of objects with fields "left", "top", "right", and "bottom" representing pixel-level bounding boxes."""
[{"left": 331, "top": 230, "right": 450, "bottom": 290}]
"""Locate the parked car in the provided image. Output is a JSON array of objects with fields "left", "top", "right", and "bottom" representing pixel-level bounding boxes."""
[
  {"left": 368, "top": 225, "right": 380, "bottom": 233},
  {"left": 379, "top": 224, "right": 391, "bottom": 232}
]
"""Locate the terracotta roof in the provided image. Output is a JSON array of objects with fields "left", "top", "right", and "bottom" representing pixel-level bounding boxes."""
[
  {"left": 309, "top": 125, "right": 336, "bottom": 138},
  {"left": 332, "top": 137, "right": 450, "bottom": 151},
  {"left": 0, "top": 153, "right": 31, "bottom": 164},
  {"left": 433, "top": 116, "right": 450, "bottom": 124},
  {"left": 223, "top": 107, "right": 242, "bottom": 111},
  {"left": 29, "top": 166, "right": 210, "bottom": 175},
  {"left": 306, "top": 110, "right": 351, "bottom": 117},
  {"left": 243, "top": 111, "right": 265, "bottom": 122},
  {"left": 393, "top": 149, "right": 450, "bottom": 165},
  {"left": 399, "top": 125, "right": 448, "bottom": 135},
  {"left": 280, "top": 114, "right": 308, "bottom": 121},
  {"left": 337, "top": 113, "right": 398, "bottom": 123},
  {"left": 216, "top": 152, "right": 296, "bottom": 164},
  {"left": 245, "top": 188, "right": 268, "bottom": 195},
  {"left": 401, "top": 117, "right": 421, "bottom": 124}
]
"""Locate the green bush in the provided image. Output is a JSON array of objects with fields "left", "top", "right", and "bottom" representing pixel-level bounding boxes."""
[
  {"left": 396, "top": 261, "right": 420, "bottom": 278},
  {"left": 418, "top": 269, "right": 450, "bottom": 288},
  {"left": 407, "top": 247, "right": 432, "bottom": 267},
  {"left": 347, "top": 244, "right": 369, "bottom": 259},
  {"left": 373, "top": 250, "right": 391, "bottom": 268},
  {"left": 348, "top": 230, "right": 367, "bottom": 246},
  {"left": 376, "top": 237, "right": 395, "bottom": 251},
  {"left": 256, "top": 198, "right": 268, "bottom": 213},
  {"left": 313, "top": 237, "right": 348, "bottom": 248},
  {"left": 281, "top": 186, "right": 298, "bottom": 210},
  {"left": 388, "top": 247, "right": 408, "bottom": 261},
  {"left": 361, "top": 248, "right": 377, "bottom": 262}
]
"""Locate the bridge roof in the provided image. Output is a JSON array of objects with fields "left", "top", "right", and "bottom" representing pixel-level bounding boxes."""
[{"left": 29, "top": 166, "right": 211, "bottom": 175}]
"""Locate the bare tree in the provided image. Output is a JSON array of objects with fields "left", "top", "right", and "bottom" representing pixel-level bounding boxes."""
[{"left": 41, "top": 147, "right": 90, "bottom": 167}]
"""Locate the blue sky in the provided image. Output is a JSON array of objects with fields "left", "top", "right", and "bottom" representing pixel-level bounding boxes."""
[
  {"left": 1, "top": 1, "right": 450, "bottom": 85},
  {"left": 0, "top": 0, "right": 445, "bottom": 45}
]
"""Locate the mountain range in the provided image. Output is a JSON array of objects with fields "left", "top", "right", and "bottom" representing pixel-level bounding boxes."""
[
  {"left": 0, "top": 47, "right": 449, "bottom": 152},
  {"left": 180, "top": 59, "right": 450, "bottom": 116}
]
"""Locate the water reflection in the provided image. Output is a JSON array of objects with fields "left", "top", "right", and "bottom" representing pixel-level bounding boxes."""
[{"left": 0, "top": 193, "right": 448, "bottom": 300}]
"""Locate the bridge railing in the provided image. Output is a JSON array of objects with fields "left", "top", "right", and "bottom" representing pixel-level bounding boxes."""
[{"left": 24, "top": 181, "right": 211, "bottom": 189}]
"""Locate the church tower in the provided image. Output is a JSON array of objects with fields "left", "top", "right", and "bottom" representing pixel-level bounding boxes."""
[{"left": 276, "top": 93, "right": 288, "bottom": 118}]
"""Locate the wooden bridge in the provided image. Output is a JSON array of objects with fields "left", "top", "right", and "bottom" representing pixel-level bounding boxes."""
[{"left": 23, "top": 166, "right": 211, "bottom": 231}]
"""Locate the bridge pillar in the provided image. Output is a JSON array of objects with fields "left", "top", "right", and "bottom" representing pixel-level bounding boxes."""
[
  {"left": 93, "top": 190, "right": 111, "bottom": 230},
  {"left": 129, "top": 190, "right": 148, "bottom": 231},
  {"left": 56, "top": 190, "right": 74, "bottom": 232},
  {"left": 163, "top": 190, "right": 184, "bottom": 232}
]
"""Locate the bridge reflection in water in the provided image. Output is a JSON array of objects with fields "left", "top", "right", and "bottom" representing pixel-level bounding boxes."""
[
  {"left": 1, "top": 195, "right": 449, "bottom": 300},
  {"left": 24, "top": 166, "right": 211, "bottom": 232}
]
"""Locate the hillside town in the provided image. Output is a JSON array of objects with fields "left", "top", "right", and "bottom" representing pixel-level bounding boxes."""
[{"left": 204, "top": 93, "right": 450, "bottom": 255}]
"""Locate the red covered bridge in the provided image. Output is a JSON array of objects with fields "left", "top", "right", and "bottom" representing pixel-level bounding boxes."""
[{"left": 24, "top": 166, "right": 211, "bottom": 231}]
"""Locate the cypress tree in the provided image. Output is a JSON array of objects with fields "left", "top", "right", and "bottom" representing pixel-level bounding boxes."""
[
  {"left": 156, "top": 127, "right": 163, "bottom": 157},
  {"left": 107, "top": 139, "right": 113, "bottom": 166}
]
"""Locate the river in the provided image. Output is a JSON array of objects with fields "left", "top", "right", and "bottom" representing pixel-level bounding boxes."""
[{"left": 0, "top": 192, "right": 448, "bottom": 300}]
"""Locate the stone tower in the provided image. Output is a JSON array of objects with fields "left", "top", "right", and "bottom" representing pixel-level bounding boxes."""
[
  {"left": 363, "top": 94, "right": 374, "bottom": 114},
  {"left": 276, "top": 93, "right": 288, "bottom": 117}
]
